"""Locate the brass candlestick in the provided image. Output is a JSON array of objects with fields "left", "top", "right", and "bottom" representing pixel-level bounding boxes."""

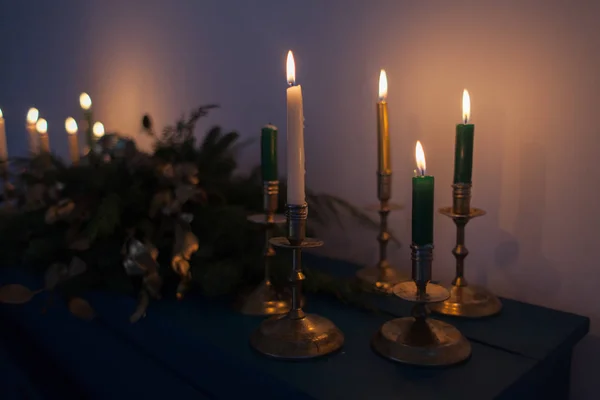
[
  {"left": 357, "top": 172, "right": 408, "bottom": 292},
  {"left": 371, "top": 244, "right": 471, "bottom": 366},
  {"left": 241, "top": 181, "right": 289, "bottom": 316},
  {"left": 251, "top": 203, "right": 344, "bottom": 359},
  {"left": 430, "top": 183, "right": 502, "bottom": 318}
]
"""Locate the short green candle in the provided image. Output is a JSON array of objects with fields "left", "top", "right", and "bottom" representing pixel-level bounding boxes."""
[
  {"left": 453, "top": 123, "right": 474, "bottom": 184},
  {"left": 261, "top": 124, "right": 278, "bottom": 181},
  {"left": 412, "top": 175, "right": 435, "bottom": 246}
]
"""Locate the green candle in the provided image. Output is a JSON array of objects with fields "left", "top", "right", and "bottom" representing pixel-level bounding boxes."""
[
  {"left": 79, "top": 93, "right": 94, "bottom": 149},
  {"left": 412, "top": 141, "right": 434, "bottom": 246},
  {"left": 261, "top": 124, "right": 278, "bottom": 181},
  {"left": 453, "top": 89, "right": 474, "bottom": 183}
]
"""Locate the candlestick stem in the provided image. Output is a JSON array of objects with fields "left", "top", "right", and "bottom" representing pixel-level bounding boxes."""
[
  {"left": 430, "top": 184, "right": 502, "bottom": 318},
  {"left": 250, "top": 203, "right": 344, "bottom": 359},
  {"left": 357, "top": 172, "right": 408, "bottom": 292},
  {"left": 240, "top": 181, "right": 289, "bottom": 316}
]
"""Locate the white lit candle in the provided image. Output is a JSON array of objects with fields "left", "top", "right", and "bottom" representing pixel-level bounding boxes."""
[
  {"left": 65, "top": 117, "right": 79, "bottom": 164},
  {"left": 0, "top": 108, "right": 7, "bottom": 163},
  {"left": 93, "top": 121, "right": 105, "bottom": 139},
  {"left": 26, "top": 107, "right": 39, "bottom": 154},
  {"left": 36, "top": 118, "right": 50, "bottom": 153},
  {"left": 286, "top": 51, "right": 305, "bottom": 205},
  {"left": 80, "top": 92, "right": 93, "bottom": 149}
]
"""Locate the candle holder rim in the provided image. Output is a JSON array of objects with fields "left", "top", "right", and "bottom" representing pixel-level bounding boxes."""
[
  {"left": 392, "top": 281, "right": 449, "bottom": 303},
  {"left": 246, "top": 213, "right": 286, "bottom": 225},
  {"left": 269, "top": 236, "right": 323, "bottom": 249},
  {"left": 439, "top": 206, "right": 486, "bottom": 219}
]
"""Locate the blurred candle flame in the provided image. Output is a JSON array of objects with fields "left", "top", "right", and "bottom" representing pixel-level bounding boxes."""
[
  {"left": 92, "top": 121, "right": 105, "bottom": 138},
  {"left": 36, "top": 118, "right": 48, "bottom": 134},
  {"left": 80, "top": 93, "right": 92, "bottom": 110},
  {"left": 415, "top": 141, "right": 426, "bottom": 176},
  {"left": 0, "top": 108, "right": 3, "bottom": 118},
  {"left": 26, "top": 108, "right": 39, "bottom": 124},
  {"left": 378, "top": 70, "right": 388, "bottom": 101},
  {"left": 462, "top": 89, "right": 471, "bottom": 124},
  {"left": 65, "top": 117, "right": 78, "bottom": 135},
  {"left": 286, "top": 51, "right": 295, "bottom": 85}
]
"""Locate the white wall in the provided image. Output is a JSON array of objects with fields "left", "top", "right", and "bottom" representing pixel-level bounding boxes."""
[{"left": 1, "top": 1, "right": 598, "bottom": 397}]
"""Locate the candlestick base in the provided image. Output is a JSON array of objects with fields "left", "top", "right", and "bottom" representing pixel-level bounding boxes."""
[
  {"left": 356, "top": 264, "right": 409, "bottom": 294},
  {"left": 371, "top": 316, "right": 471, "bottom": 366},
  {"left": 434, "top": 206, "right": 502, "bottom": 318},
  {"left": 250, "top": 312, "right": 344, "bottom": 359},
  {"left": 429, "top": 284, "right": 502, "bottom": 318},
  {"left": 241, "top": 212, "right": 289, "bottom": 316},
  {"left": 239, "top": 280, "right": 291, "bottom": 316}
]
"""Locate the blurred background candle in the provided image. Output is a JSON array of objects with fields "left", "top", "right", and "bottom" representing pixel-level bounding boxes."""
[
  {"left": 412, "top": 141, "right": 434, "bottom": 246},
  {"left": 80, "top": 92, "right": 93, "bottom": 149},
  {"left": 92, "top": 121, "right": 105, "bottom": 140},
  {"left": 377, "top": 70, "right": 391, "bottom": 174},
  {"left": 0, "top": 108, "right": 7, "bottom": 163},
  {"left": 286, "top": 51, "right": 305, "bottom": 205},
  {"left": 36, "top": 118, "right": 50, "bottom": 153},
  {"left": 453, "top": 90, "right": 475, "bottom": 183},
  {"left": 65, "top": 117, "right": 79, "bottom": 164},
  {"left": 261, "top": 124, "right": 278, "bottom": 181},
  {"left": 26, "top": 107, "right": 39, "bottom": 154}
]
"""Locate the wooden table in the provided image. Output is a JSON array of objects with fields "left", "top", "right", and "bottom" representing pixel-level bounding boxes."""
[{"left": 0, "top": 256, "right": 589, "bottom": 400}]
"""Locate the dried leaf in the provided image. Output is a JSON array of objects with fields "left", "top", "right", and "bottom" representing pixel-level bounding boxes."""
[
  {"left": 45, "top": 263, "right": 68, "bottom": 290},
  {"left": 0, "top": 284, "right": 37, "bottom": 304},
  {"left": 68, "top": 257, "right": 87, "bottom": 277},
  {"left": 68, "top": 297, "right": 95, "bottom": 321}
]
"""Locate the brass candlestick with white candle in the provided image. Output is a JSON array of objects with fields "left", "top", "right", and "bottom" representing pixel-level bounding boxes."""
[
  {"left": 372, "top": 144, "right": 471, "bottom": 366},
  {"left": 357, "top": 70, "right": 408, "bottom": 292},
  {"left": 26, "top": 107, "right": 39, "bottom": 155},
  {"left": 430, "top": 90, "right": 501, "bottom": 318},
  {"left": 36, "top": 118, "right": 50, "bottom": 153},
  {"left": 251, "top": 51, "right": 344, "bottom": 359},
  {"left": 65, "top": 117, "right": 80, "bottom": 165}
]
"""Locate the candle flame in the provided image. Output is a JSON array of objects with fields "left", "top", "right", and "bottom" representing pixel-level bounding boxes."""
[
  {"left": 415, "top": 141, "right": 426, "bottom": 176},
  {"left": 286, "top": 50, "right": 295, "bottom": 85},
  {"left": 93, "top": 121, "right": 105, "bottom": 138},
  {"left": 80, "top": 92, "right": 92, "bottom": 110},
  {"left": 36, "top": 118, "right": 48, "bottom": 134},
  {"left": 0, "top": 108, "right": 3, "bottom": 118},
  {"left": 26, "top": 108, "right": 39, "bottom": 124},
  {"left": 65, "top": 117, "right": 78, "bottom": 135},
  {"left": 462, "top": 89, "right": 470, "bottom": 123},
  {"left": 378, "top": 70, "right": 388, "bottom": 101}
]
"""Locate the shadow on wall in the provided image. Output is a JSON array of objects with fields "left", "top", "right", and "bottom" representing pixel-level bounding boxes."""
[{"left": 494, "top": 141, "right": 561, "bottom": 303}]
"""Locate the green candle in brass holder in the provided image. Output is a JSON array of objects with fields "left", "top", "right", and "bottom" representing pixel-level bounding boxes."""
[
  {"left": 429, "top": 183, "right": 502, "bottom": 318},
  {"left": 356, "top": 172, "right": 408, "bottom": 293},
  {"left": 250, "top": 203, "right": 344, "bottom": 359},
  {"left": 371, "top": 244, "right": 471, "bottom": 366},
  {"left": 241, "top": 180, "right": 290, "bottom": 316}
]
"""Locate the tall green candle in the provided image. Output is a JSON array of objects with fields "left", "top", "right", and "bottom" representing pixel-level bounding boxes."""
[
  {"left": 79, "top": 93, "right": 94, "bottom": 149},
  {"left": 261, "top": 124, "right": 278, "bottom": 181},
  {"left": 453, "top": 89, "right": 474, "bottom": 183},
  {"left": 412, "top": 141, "right": 434, "bottom": 246}
]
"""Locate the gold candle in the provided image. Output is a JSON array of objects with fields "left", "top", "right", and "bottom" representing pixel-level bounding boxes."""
[
  {"left": 26, "top": 107, "right": 39, "bottom": 154},
  {"left": 65, "top": 117, "right": 80, "bottom": 165},
  {"left": 36, "top": 118, "right": 50, "bottom": 153},
  {"left": 377, "top": 70, "right": 391, "bottom": 174}
]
